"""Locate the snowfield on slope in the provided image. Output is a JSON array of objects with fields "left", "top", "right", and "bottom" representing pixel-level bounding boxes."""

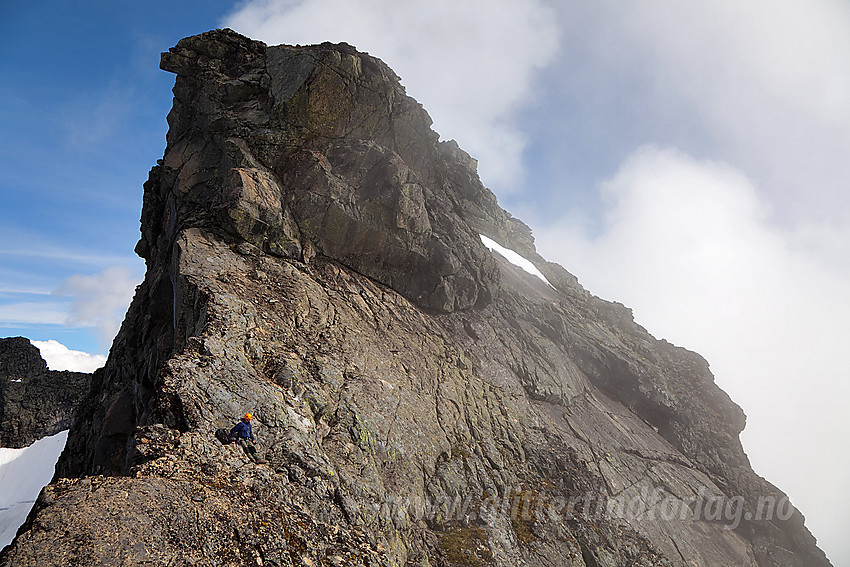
[{"left": 0, "top": 431, "right": 68, "bottom": 548}]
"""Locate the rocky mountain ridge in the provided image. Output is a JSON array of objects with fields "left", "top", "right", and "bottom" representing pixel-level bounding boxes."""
[
  {"left": 0, "top": 29, "right": 832, "bottom": 566},
  {"left": 0, "top": 337, "right": 91, "bottom": 448}
]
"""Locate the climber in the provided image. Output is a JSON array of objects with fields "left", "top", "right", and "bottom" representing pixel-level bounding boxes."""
[{"left": 229, "top": 413, "right": 266, "bottom": 464}]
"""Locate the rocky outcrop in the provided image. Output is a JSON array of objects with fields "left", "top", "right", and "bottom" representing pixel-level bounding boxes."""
[
  {"left": 0, "top": 337, "right": 91, "bottom": 448},
  {"left": 1, "top": 29, "right": 831, "bottom": 566},
  {"left": 144, "top": 31, "right": 504, "bottom": 314}
]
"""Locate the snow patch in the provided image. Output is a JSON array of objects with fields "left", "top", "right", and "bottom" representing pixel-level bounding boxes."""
[
  {"left": 0, "top": 430, "right": 68, "bottom": 548},
  {"left": 479, "top": 235, "right": 553, "bottom": 288}
]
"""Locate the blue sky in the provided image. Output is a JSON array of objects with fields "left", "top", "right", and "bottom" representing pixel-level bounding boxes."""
[
  {"left": 0, "top": 1, "right": 236, "bottom": 354},
  {"left": 2, "top": 1, "right": 849, "bottom": 564}
]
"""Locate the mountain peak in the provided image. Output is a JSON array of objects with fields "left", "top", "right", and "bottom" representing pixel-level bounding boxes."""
[
  {"left": 1, "top": 30, "right": 831, "bottom": 567},
  {"left": 147, "top": 27, "right": 540, "bottom": 313}
]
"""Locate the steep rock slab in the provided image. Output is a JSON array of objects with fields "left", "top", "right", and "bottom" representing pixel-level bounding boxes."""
[
  {"left": 1, "top": 30, "right": 831, "bottom": 567},
  {"left": 0, "top": 337, "right": 91, "bottom": 448}
]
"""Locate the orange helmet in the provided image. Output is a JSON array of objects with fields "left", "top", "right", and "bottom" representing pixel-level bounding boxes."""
[{"left": 244, "top": 413, "right": 253, "bottom": 420}]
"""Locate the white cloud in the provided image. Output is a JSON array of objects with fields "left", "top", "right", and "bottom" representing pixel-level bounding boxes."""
[
  {"left": 561, "top": 0, "right": 850, "bottom": 226},
  {"left": 535, "top": 146, "right": 850, "bottom": 566},
  {"left": 56, "top": 267, "right": 138, "bottom": 348},
  {"left": 223, "top": 0, "right": 560, "bottom": 192},
  {"left": 30, "top": 339, "right": 105, "bottom": 373}
]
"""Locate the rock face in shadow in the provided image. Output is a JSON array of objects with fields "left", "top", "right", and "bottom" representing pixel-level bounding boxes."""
[
  {"left": 0, "top": 337, "right": 92, "bottom": 448},
  {"left": 1, "top": 30, "right": 832, "bottom": 567}
]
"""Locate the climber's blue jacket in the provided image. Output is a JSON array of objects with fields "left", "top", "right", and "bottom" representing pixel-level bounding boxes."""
[{"left": 229, "top": 419, "right": 253, "bottom": 440}]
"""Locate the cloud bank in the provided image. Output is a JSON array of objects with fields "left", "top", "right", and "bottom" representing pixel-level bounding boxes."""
[
  {"left": 31, "top": 339, "right": 106, "bottom": 373},
  {"left": 554, "top": 0, "right": 850, "bottom": 227},
  {"left": 223, "top": 0, "right": 560, "bottom": 192}
]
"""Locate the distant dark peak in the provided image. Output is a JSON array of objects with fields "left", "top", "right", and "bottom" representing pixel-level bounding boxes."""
[
  {"left": 0, "top": 337, "right": 92, "bottom": 448},
  {"left": 0, "top": 336, "right": 47, "bottom": 378}
]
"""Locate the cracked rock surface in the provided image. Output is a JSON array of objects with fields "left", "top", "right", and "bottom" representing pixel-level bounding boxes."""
[{"left": 1, "top": 29, "right": 831, "bottom": 566}]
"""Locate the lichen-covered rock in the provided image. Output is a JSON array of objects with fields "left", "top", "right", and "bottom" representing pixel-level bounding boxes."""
[
  {"left": 1, "top": 29, "right": 831, "bottom": 567},
  {"left": 0, "top": 337, "right": 92, "bottom": 448}
]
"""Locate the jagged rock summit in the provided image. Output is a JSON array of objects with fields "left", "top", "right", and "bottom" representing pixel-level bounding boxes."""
[
  {"left": 1, "top": 29, "right": 831, "bottom": 566},
  {"left": 0, "top": 337, "right": 91, "bottom": 448}
]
